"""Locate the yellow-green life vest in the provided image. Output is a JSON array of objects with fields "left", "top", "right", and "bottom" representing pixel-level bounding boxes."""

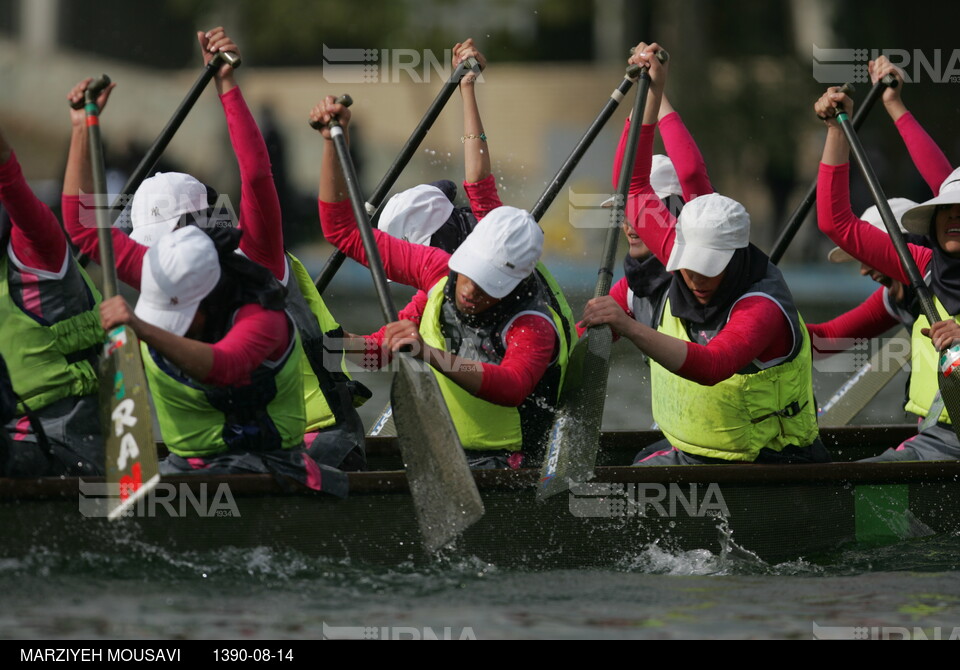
[
  {"left": 535, "top": 262, "right": 577, "bottom": 385},
  {"left": 285, "top": 253, "right": 368, "bottom": 433},
  {"left": 905, "top": 294, "right": 955, "bottom": 424},
  {"left": 142, "top": 319, "right": 306, "bottom": 459},
  {"left": 0, "top": 254, "right": 103, "bottom": 413},
  {"left": 650, "top": 289, "right": 820, "bottom": 462},
  {"left": 420, "top": 276, "right": 567, "bottom": 452}
]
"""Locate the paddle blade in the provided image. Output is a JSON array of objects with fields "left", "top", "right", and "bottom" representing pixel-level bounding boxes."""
[
  {"left": 99, "top": 326, "right": 160, "bottom": 520},
  {"left": 391, "top": 356, "right": 484, "bottom": 553},
  {"left": 538, "top": 325, "right": 613, "bottom": 501}
]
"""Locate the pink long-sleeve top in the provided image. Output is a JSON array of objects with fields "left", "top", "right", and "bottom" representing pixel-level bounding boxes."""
[
  {"left": 2, "top": 151, "right": 66, "bottom": 274},
  {"left": 818, "top": 162, "right": 932, "bottom": 283},
  {"left": 623, "top": 123, "right": 793, "bottom": 386},
  {"left": 806, "top": 287, "right": 901, "bottom": 359},
  {"left": 605, "top": 113, "right": 714, "bottom": 322},
  {"left": 61, "top": 87, "right": 290, "bottom": 386},
  {"left": 896, "top": 112, "right": 953, "bottom": 195},
  {"left": 319, "top": 198, "right": 556, "bottom": 407},
  {"left": 0, "top": 151, "right": 96, "bottom": 330},
  {"left": 612, "top": 113, "right": 714, "bottom": 202}
]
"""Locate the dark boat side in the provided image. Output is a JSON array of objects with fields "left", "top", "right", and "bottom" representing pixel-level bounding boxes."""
[{"left": 0, "top": 425, "right": 956, "bottom": 567}]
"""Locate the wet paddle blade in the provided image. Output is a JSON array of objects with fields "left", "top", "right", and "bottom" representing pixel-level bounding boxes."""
[
  {"left": 100, "top": 326, "right": 160, "bottom": 519},
  {"left": 819, "top": 328, "right": 909, "bottom": 427},
  {"left": 391, "top": 356, "right": 484, "bottom": 553},
  {"left": 538, "top": 325, "right": 613, "bottom": 500}
]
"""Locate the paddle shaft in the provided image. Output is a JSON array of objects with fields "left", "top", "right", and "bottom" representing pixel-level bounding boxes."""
[
  {"left": 314, "top": 58, "right": 480, "bottom": 294},
  {"left": 595, "top": 70, "right": 652, "bottom": 299},
  {"left": 325, "top": 99, "right": 484, "bottom": 550},
  {"left": 530, "top": 65, "right": 641, "bottom": 222},
  {"left": 769, "top": 76, "right": 896, "bottom": 264},
  {"left": 537, "top": 60, "right": 657, "bottom": 500},
  {"left": 84, "top": 76, "right": 119, "bottom": 299},
  {"left": 327, "top": 119, "right": 399, "bottom": 322},
  {"left": 84, "top": 74, "right": 160, "bottom": 517}
]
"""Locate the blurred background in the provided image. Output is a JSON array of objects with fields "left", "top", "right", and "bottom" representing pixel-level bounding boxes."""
[{"left": 1, "top": 0, "right": 958, "bottom": 430}]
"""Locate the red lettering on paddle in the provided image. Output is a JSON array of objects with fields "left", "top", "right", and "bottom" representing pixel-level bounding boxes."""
[{"left": 119, "top": 463, "right": 143, "bottom": 501}]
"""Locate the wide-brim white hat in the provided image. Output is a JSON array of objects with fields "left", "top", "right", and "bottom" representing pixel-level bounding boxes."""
[{"left": 901, "top": 167, "right": 960, "bottom": 235}]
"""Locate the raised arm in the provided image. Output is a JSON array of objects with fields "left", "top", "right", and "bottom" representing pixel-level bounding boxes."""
[
  {"left": 455, "top": 39, "right": 489, "bottom": 184},
  {"left": 201, "top": 28, "right": 285, "bottom": 281},
  {"left": 62, "top": 78, "right": 147, "bottom": 289},
  {"left": 0, "top": 129, "right": 65, "bottom": 272},
  {"left": 312, "top": 96, "right": 450, "bottom": 291},
  {"left": 622, "top": 41, "right": 677, "bottom": 266},
  {"left": 814, "top": 86, "right": 932, "bottom": 283},
  {"left": 453, "top": 39, "right": 502, "bottom": 221},
  {"left": 658, "top": 93, "right": 713, "bottom": 201},
  {"left": 869, "top": 57, "right": 954, "bottom": 195}
]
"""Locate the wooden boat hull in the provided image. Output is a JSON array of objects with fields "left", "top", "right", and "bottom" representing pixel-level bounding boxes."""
[{"left": 1, "top": 426, "right": 957, "bottom": 566}]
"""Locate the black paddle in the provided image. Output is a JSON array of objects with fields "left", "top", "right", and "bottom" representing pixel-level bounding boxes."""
[
  {"left": 769, "top": 75, "right": 897, "bottom": 264},
  {"left": 317, "top": 95, "right": 484, "bottom": 553},
  {"left": 313, "top": 57, "right": 481, "bottom": 294},
  {"left": 83, "top": 75, "right": 160, "bottom": 518},
  {"left": 831, "top": 90, "right": 960, "bottom": 442},
  {"left": 538, "top": 52, "right": 666, "bottom": 500}
]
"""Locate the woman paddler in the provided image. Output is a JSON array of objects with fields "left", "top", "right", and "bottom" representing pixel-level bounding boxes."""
[
  {"left": 602, "top": 42, "right": 714, "bottom": 339},
  {"left": 816, "top": 84, "right": 960, "bottom": 462},
  {"left": 370, "top": 39, "right": 577, "bottom": 361},
  {"left": 98, "top": 225, "right": 344, "bottom": 494},
  {"left": 0, "top": 124, "right": 104, "bottom": 476},
  {"left": 61, "top": 27, "right": 368, "bottom": 472},
  {"left": 312, "top": 96, "right": 567, "bottom": 470},
  {"left": 581, "top": 42, "right": 828, "bottom": 466}
]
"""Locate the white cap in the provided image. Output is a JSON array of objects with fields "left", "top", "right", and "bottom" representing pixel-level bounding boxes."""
[
  {"left": 666, "top": 193, "right": 749, "bottom": 277},
  {"left": 448, "top": 206, "right": 542, "bottom": 299},
  {"left": 130, "top": 172, "right": 210, "bottom": 247},
  {"left": 650, "top": 154, "right": 683, "bottom": 200},
  {"left": 135, "top": 226, "right": 221, "bottom": 336},
  {"left": 828, "top": 198, "right": 917, "bottom": 263},
  {"left": 379, "top": 184, "right": 455, "bottom": 246},
  {"left": 902, "top": 167, "right": 960, "bottom": 234}
]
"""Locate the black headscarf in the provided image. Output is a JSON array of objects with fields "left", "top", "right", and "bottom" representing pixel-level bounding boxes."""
[
  {"left": 442, "top": 271, "right": 539, "bottom": 331},
  {"left": 924, "top": 214, "right": 960, "bottom": 315},
  {"left": 667, "top": 243, "right": 770, "bottom": 327},
  {"left": 623, "top": 253, "right": 672, "bottom": 301},
  {"left": 197, "top": 226, "right": 287, "bottom": 343}
]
